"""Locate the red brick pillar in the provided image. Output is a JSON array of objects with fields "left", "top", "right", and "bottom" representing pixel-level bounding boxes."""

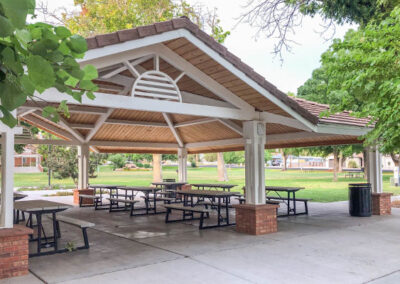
[
  {"left": 73, "top": 188, "right": 95, "bottom": 205},
  {"left": 234, "top": 204, "right": 279, "bottom": 235},
  {"left": 0, "top": 225, "right": 33, "bottom": 279},
  {"left": 372, "top": 193, "right": 393, "bottom": 215}
]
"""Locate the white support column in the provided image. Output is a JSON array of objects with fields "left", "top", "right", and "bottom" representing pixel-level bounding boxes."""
[
  {"left": 152, "top": 154, "right": 162, "bottom": 182},
  {"left": 367, "top": 146, "right": 383, "bottom": 193},
  {"left": 243, "top": 121, "right": 266, "bottom": 205},
  {"left": 178, "top": 148, "right": 188, "bottom": 182},
  {"left": 77, "top": 144, "right": 90, "bottom": 190},
  {"left": 0, "top": 130, "right": 15, "bottom": 228}
]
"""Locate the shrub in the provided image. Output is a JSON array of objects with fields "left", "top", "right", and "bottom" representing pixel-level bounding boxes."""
[
  {"left": 191, "top": 161, "right": 197, "bottom": 168},
  {"left": 348, "top": 160, "right": 358, "bottom": 168}
]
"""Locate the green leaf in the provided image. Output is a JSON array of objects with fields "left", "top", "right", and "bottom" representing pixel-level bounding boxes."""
[
  {"left": 27, "top": 55, "right": 56, "bottom": 90},
  {"left": 0, "top": 79, "right": 28, "bottom": 110},
  {"left": 1, "top": 47, "right": 23, "bottom": 75},
  {"left": 0, "top": 106, "right": 17, "bottom": 128},
  {"left": 86, "top": 91, "right": 96, "bottom": 100},
  {"left": 55, "top": 26, "right": 71, "bottom": 39},
  {"left": 0, "top": 0, "right": 33, "bottom": 29},
  {"left": 0, "top": 15, "right": 14, "bottom": 37},
  {"left": 64, "top": 75, "right": 79, "bottom": 87},
  {"left": 82, "top": 65, "right": 98, "bottom": 80},
  {"left": 20, "top": 75, "right": 35, "bottom": 96},
  {"left": 15, "top": 29, "right": 32, "bottom": 48},
  {"left": 79, "top": 80, "right": 98, "bottom": 91},
  {"left": 42, "top": 106, "right": 58, "bottom": 120},
  {"left": 67, "top": 35, "right": 87, "bottom": 54}
]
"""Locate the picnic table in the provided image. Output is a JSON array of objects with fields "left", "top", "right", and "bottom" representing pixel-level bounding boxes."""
[
  {"left": 191, "top": 183, "right": 237, "bottom": 192},
  {"left": 152, "top": 181, "right": 187, "bottom": 198},
  {"left": 176, "top": 189, "right": 240, "bottom": 228},
  {"left": 14, "top": 200, "right": 72, "bottom": 257},
  {"left": 117, "top": 186, "right": 163, "bottom": 214},
  {"left": 88, "top": 184, "right": 119, "bottom": 209},
  {"left": 265, "top": 186, "right": 308, "bottom": 217}
]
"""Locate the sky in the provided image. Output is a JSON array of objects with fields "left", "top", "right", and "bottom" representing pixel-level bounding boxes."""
[{"left": 39, "top": 0, "right": 356, "bottom": 94}]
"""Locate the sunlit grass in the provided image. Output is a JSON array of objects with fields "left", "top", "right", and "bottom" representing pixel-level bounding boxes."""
[{"left": 10, "top": 165, "right": 398, "bottom": 202}]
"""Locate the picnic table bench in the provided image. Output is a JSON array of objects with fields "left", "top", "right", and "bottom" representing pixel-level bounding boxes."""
[
  {"left": 164, "top": 204, "right": 212, "bottom": 229},
  {"left": 106, "top": 197, "right": 139, "bottom": 216},
  {"left": 48, "top": 215, "right": 94, "bottom": 250}
]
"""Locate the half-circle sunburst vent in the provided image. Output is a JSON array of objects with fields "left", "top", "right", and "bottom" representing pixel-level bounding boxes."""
[{"left": 132, "top": 70, "right": 182, "bottom": 102}]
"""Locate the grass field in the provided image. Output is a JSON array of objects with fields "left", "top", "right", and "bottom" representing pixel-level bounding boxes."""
[{"left": 12, "top": 165, "right": 398, "bottom": 202}]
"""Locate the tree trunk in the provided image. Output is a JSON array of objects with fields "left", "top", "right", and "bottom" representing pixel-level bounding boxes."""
[
  {"left": 281, "top": 149, "right": 287, "bottom": 171},
  {"left": 333, "top": 148, "right": 339, "bottom": 182},
  {"left": 338, "top": 153, "right": 343, "bottom": 173},
  {"left": 217, "top": 152, "right": 228, "bottom": 181},
  {"left": 363, "top": 149, "right": 368, "bottom": 180},
  {"left": 152, "top": 154, "right": 162, "bottom": 182}
]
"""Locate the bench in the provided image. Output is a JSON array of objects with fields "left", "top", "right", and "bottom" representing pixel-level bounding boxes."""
[
  {"left": 79, "top": 194, "right": 101, "bottom": 209},
  {"left": 164, "top": 204, "right": 212, "bottom": 229},
  {"left": 236, "top": 197, "right": 281, "bottom": 205},
  {"left": 106, "top": 198, "right": 139, "bottom": 215},
  {"left": 48, "top": 215, "right": 94, "bottom": 250},
  {"left": 266, "top": 196, "right": 311, "bottom": 215}
]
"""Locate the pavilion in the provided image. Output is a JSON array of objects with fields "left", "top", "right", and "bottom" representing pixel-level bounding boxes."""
[{"left": 0, "top": 17, "right": 384, "bottom": 234}]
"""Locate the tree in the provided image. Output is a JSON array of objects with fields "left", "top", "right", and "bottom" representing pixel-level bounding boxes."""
[
  {"left": 0, "top": 0, "right": 98, "bottom": 127},
  {"left": 203, "top": 153, "right": 217, "bottom": 162},
  {"left": 109, "top": 154, "right": 127, "bottom": 170},
  {"left": 238, "top": 0, "right": 399, "bottom": 56},
  {"left": 39, "top": 0, "right": 229, "bottom": 43},
  {"left": 223, "top": 151, "right": 245, "bottom": 164},
  {"left": 320, "top": 7, "right": 400, "bottom": 154}
]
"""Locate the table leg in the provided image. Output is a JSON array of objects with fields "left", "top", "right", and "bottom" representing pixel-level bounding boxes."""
[
  {"left": 225, "top": 197, "right": 230, "bottom": 224},
  {"left": 36, "top": 213, "right": 42, "bottom": 255},
  {"left": 52, "top": 212, "right": 58, "bottom": 251},
  {"left": 217, "top": 198, "right": 221, "bottom": 226},
  {"left": 293, "top": 191, "right": 297, "bottom": 215},
  {"left": 287, "top": 192, "right": 290, "bottom": 216},
  {"left": 153, "top": 190, "right": 157, "bottom": 214}
]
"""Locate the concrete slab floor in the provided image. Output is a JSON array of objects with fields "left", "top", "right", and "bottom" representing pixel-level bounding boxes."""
[{"left": 2, "top": 200, "right": 400, "bottom": 284}]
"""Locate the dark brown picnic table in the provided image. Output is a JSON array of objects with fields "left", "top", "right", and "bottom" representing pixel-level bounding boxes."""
[
  {"left": 265, "top": 186, "right": 306, "bottom": 216},
  {"left": 176, "top": 189, "right": 240, "bottom": 228},
  {"left": 191, "top": 183, "right": 237, "bottom": 192},
  {"left": 14, "top": 200, "right": 72, "bottom": 257}
]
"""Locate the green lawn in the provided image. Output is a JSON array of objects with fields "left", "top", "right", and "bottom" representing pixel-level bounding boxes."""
[{"left": 12, "top": 166, "right": 398, "bottom": 202}]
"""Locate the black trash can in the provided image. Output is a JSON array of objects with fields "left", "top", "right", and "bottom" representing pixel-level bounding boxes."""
[{"left": 349, "top": 183, "right": 372, "bottom": 217}]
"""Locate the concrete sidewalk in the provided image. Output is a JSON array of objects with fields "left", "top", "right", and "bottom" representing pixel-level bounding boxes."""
[{"left": 3, "top": 200, "right": 400, "bottom": 284}]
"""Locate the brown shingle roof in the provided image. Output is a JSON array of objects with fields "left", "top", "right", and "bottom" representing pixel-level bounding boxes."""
[
  {"left": 293, "top": 98, "right": 370, "bottom": 127},
  {"left": 86, "top": 17, "right": 369, "bottom": 128}
]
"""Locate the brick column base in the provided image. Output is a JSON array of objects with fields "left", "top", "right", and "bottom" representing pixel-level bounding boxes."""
[
  {"left": 372, "top": 193, "right": 393, "bottom": 215},
  {"left": 233, "top": 204, "right": 279, "bottom": 235},
  {"left": 0, "top": 225, "right": 33, "bottom": 279},
  {"left": 73, "top": 189, "right": 95, "bottom": 205}
]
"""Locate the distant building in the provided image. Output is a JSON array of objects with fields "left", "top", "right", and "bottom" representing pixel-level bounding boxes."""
[{"left": 14, "top": 145, "right": 42, "bottom": 173}]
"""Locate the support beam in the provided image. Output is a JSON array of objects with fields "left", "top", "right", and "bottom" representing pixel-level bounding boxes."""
[
  {"left": 36, "top": 90, "right": 254, "bottom": 121},
  {"left": 152, "top": 154, "right": 162, "bottom": 182},
  {"left": 15, "top": 139, "right": 79, "bottom": 145},
  {"left": 58, "top": 116, "right": 86, "bottom": 143},
  {"left": 70, "top": 124, "right": 95, "bottom": 130},
  {"left": 367, "top": 146, "right": 383, "bottom": 193},
  {"left": 178, "top": 147, "right": 188, "bottom": 182},
  {"left": 217, "top": 119, "right": 243, "bottom": 135},
  {"left": 124, "top": 60, "right": 140, "bottom": 77},
  {"left": 90, "top": 140, "right": 179, "bottom": 148},
  {"left": 85, "top": 109, "right": 114, "bottom": 142},
  {"left": 162, "top": 113, "right": 183, "bottom": 147},
  {"left": 174, "top": 118, "right": 217, "bottom": 128},
  {"left": 0, "top": 129, "right": 15, "bottom": 228},
  {"left": 243, "top": 121, "right": 266, "bottom": 205},
  {"left": 22, "top": 114, "right": 75, "bottom": 141},
  {"left": 78, "top": 144, "right": 90, "bottom": 190},
  {"left": 105, "top": 119, "right": 168, "bottom": 128},
  {"left": 152, "top": 45, "right": 254, "bottom": 112}
]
